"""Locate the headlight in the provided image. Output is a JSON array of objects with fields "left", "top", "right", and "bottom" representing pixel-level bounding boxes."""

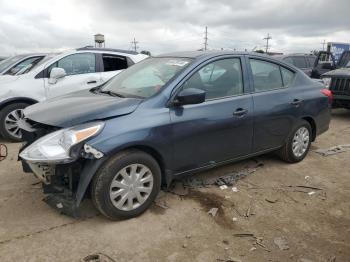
[
  {"left": 322, "top": 77, "right": 331, "bottom": 89},
  {"left": 20, "top": 122, "right": 104, "bottom": 163}
]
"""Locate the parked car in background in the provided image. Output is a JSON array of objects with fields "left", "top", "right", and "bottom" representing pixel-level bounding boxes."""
[
  {"left": 321, "top": 50, "right": 350, "bottom": 109},
  {"left": 19, "top": 51, "right": 332, "bottom": 220},
  {"left": 274, "top": 54, "right": 316, "bottom": 77},
  {"left": 0, "top": 47, "right": 148, "bottom": 141},
  {"left": 0, "top": 56, "right": 7, "bottom": 62},
  {"left": 0, "top": 54, "right": 47, "bottom": 76}
]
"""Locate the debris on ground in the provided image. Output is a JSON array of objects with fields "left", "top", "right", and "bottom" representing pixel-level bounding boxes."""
[
  {"left": 169, "top": 182, "right": 189, "bottom": 196},
  {"left": 265, "top": 197, "right": 278, "bottom": 203},
  {"left": 220, "top": 185, "right": 228, "bottom": 190},
  {"left": 216, "top": 258, "right": 242, "bottom": 262},
  {"left": 208, "top": 207, "right": 219, "bottom": 217},
  {"left": 232, "top": 217, "right": 238, "bottom": 222},
  {"left": 328, "top": 255, "right": 336, "bottom": 262},
  {"left": 308, "top": 191, "right": 316, "bottom": 196},
  {"left": 249, "top": 247, "right": 257, "bottom": 252},
  {"left": 233, "top": 233, "right": 255, "bottom": 238},
  {"left": 273, "top": 237, "right": 289, "bottom": 250},
  {"left": 314, "top": 144, "right": 350, "bottom": 156},
  {"left": 232, "top": 186, "right": 239, "bottom": 192},
  {"left": 182, "top": 161, "right": 264, "bottom": 188},
  {"left": 182, "top": 243, "right": 187, "bottom": 248},
  {"left": 154, "top": 200, "right": 169, "bottom": 209},
  {"left": 81, "top": 253, "right": 116, "bottom": 262},
  {"left": 185, "top": 234, "right": 192, "bottom": 239}
]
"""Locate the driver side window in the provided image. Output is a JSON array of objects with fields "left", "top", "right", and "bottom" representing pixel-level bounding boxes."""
[
  {"left": 183, "top": 58, "right": 243, "bottom": 100},
  {"left": 47, "top": 53, "right": 96, "bottom": 76}
]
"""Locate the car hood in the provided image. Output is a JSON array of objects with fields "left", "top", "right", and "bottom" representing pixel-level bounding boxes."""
[
  {"left": 322, "top": 68, "right": 350, "bottom": 77},
  {"left": 24, "top": 89, "right": 143, "bottom": 127}
]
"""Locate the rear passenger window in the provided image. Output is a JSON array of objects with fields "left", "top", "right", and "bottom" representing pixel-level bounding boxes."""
[
  {"left": 102, "top": 55, "right": 128, "bottom": 72},
  {"left": 49, "top": 53, "right": 96, "bottom": 76},
  {"left": 292, "top": 57, "right": 307, "bottom": 68},
  {"left": 249, "top": 59, "right": 283, "bottom": 91},
  {"left": 283, "top": 57, "right": 294, "bottom": 65},
  {"left": 281, "top": 67, "right": 295, "bottom": 86}
]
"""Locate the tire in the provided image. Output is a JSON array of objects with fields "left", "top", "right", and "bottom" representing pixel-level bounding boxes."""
[
  {"left": 277, "top": 120, "right": 312, "bottom": 163},
  {"left": 91, "top": 150, "right": 161, "bottom": 220},
  {"left": 0, "top": 102, "right": 29, "bottom": 142}
]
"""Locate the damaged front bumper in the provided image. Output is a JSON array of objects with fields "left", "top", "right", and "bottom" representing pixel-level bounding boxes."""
[{"left": 19, "top": 119, "right": 106, "bottom": 217}]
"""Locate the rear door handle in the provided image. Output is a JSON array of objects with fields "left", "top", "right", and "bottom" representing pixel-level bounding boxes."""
[
  {"left": 290, "top": 99, "right": 303, "bottom": 106},
  {"left": 87, "top": 80, "right": 97, "bottom": 84},
  {"left": 233, "top": 108, "right": 248, "bottom": 117}
]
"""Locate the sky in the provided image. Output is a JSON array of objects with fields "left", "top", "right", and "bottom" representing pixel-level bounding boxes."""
[{"left": 0, "top": 0, "right": 349, "bottom": 56}]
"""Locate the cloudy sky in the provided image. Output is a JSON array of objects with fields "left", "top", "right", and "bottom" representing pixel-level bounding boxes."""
[{"left": 0, "top": 0, "right": 349, "bottom": 56}]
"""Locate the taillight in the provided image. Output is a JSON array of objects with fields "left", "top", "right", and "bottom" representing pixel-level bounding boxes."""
[{"left": 321, "top": 89, "right": 333, "bottom": 104}]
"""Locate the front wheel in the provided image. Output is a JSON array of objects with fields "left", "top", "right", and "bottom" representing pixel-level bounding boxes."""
[
  {"left": 91, "top": 150, "right": 161, "bottom": 220},
  {"left": 0, "top": 103, "right": 29, "bottom": 142},
  {"left": 277, "top": 121, "right": 312, "bottom": 163}
]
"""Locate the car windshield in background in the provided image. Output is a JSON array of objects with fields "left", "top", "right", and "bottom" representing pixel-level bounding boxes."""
[
  {"left": 15, "top": 53, "right": 60, "bottom": 75},
  {"left": 101, "top": 57, "right": 192, "bottom": 98},
  {"left": 338, "top": 52, "right": 350, "bottom": 68},
  {"left": 0, "top": 55, "right": 27, "bottom": 73}
]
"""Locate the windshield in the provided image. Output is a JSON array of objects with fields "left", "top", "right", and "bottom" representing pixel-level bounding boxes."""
[
  {"left": 0, "top": 55, "right": 27, "bottom": 73},
  {"left": 101, "top": 57, "right": 192, "bottom": 98},
  {"left": 338, "top": 52, "right": 350, "bottom": 68},
  {"left": 15, "top": 53, "right": 59, "bottom": 75}
]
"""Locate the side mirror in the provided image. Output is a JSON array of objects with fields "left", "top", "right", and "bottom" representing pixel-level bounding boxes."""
[
  {"left": 49, "top": 67, "right": 66, "bottom": 84},
  {"left": 174, "top": 88, "right": 206, "bottom": 106}
]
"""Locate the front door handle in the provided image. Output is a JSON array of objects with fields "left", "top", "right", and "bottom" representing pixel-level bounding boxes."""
[
  {"left": 87, "top": 80, "right": 97, "bottom": 84},
  {"left": 290, "top": 99, "right": 303, "bottom": 106},
  {"left": 233, "top": 108, "right": 248, "bottom": 117}
]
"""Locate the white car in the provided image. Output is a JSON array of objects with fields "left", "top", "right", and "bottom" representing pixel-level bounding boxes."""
[
  {"left": 0, "top": 54, "right": 47, "bottom": 76},
  {"left": 0, "top": 47, "right": 148, "bottom": 141}
]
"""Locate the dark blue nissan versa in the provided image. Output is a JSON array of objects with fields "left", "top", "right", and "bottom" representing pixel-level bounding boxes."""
[{"left": 19, "top": 51, "right": 332, "bottom": 219}]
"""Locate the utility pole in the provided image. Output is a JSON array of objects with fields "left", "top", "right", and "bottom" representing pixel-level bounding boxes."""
[
  {"left": 204, "top": 26, "right": 208, "bottom": 51},
  {"left": 263, "top": 33, "right": 272, "bottom": 53},
  {"left": 131, "top": 37, "right": 139, "bottom": 52},
  {"left": 321, "top": 39, "right": 326, "bottom": 51}
]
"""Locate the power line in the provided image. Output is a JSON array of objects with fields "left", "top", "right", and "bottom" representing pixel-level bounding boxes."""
[
  {"left": 263, "top": 33, "right": 272, "bottom": 53},
  {"left": 204, "top": 26, "right": 208, "bottom": 51},
  {"left": 131, "top": 37, "right": 139, "bottom": 52}
]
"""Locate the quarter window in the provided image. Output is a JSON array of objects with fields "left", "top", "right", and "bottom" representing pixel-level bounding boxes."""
[
  {"left": 281, "top": 67, "right": 295, "bottom": 86},
  {"left": 48, "top": 53, "right": 96, "bottom": 76},
  {"left": 183, "top": 58, "right": 243, "bottom": 100},
  {"left": 249, "top": 59, "right": 283, "bottom": 91},
  {"left": 102, "top": 54, "right": 128, "bottom": 72}
]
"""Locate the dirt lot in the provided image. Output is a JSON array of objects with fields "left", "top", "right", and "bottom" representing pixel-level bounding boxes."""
[{"left": 0, "top": 109, "right": 349, "bottom": 262}]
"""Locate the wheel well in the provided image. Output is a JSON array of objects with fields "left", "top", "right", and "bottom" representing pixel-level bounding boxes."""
[
  {"left": 302, "top": 117, "right": 316, "bottom": 141},
  {"left": 0, "top": 98, "right": 37, "bottom": 110},
  {"left": 122, "top": 145, "right": 167, "bottom": 185}
]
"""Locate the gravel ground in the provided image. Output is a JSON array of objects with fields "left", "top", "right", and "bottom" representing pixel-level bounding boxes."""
[{"left": 0, "top": 109, "right": 349, "bottom": 262}]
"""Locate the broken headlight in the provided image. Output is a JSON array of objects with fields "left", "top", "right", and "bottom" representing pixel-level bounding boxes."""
[{"left": 20, "top": 122, "right": 104, "bottom": 163}]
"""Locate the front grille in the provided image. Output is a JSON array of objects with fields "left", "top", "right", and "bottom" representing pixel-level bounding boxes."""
[{"left": 331, "top": 78, "right": 350, "bottom": 95}]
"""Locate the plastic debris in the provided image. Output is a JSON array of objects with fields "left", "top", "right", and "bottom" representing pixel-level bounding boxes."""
[
  {"left": 308, "top": 191, "right": 316, "bottom": 196},
  {"left": 208, "top": 208, "right": 219, "bottom": 217},
  {"left": 220, "top": 185, "right": 228, "bottom": 190},
  {"left": 274, "top": 237, "right": 289, "bottom": 250},
  {"left": 232, "top": 187, "right": 239, "bottom": 192},
  {"left": 250, "top": 247, "right": 257, "bottom": 252},
  {"left": 232, "top": 217, "right": 238, "bottom": 222},
  {"left": 314, "top": 144, "right": 350, "bottom": 156}
]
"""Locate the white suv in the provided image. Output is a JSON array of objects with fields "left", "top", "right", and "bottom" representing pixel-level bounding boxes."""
[{"left": 0, "top": 47, "right": 148, "bottom": 141}]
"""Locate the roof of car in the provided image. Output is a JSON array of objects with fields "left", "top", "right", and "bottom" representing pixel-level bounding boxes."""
[
  {"left": 156, "top": 50, "right": 269, "bottom": 59},
  {"left": 76, "top": 46, "right": 139, "bottom": 55}
]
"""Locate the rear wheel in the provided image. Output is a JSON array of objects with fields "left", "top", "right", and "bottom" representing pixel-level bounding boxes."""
[
  {"left": 91, "top": 150, "right": 161, "bottom": 220},
  {"left": 277, "top": 121, "right": 312, "bottom": 163},
  {"left": 0, "top": 103, "right": 29, "bottom": 142}
]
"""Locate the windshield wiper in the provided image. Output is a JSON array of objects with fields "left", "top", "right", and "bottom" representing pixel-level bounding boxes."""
[{"left": 99, "top": 90, "right": 125, "bottom": 98}]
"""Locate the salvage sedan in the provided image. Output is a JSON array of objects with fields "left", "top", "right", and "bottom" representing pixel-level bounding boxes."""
[{"left": 19, "top": 51, "right": 332, "bottom": 220}]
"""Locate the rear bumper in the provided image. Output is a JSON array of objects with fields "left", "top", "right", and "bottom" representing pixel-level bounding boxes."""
[{"left": 332, "top": 94, "right": 350, "bottom": 108}]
